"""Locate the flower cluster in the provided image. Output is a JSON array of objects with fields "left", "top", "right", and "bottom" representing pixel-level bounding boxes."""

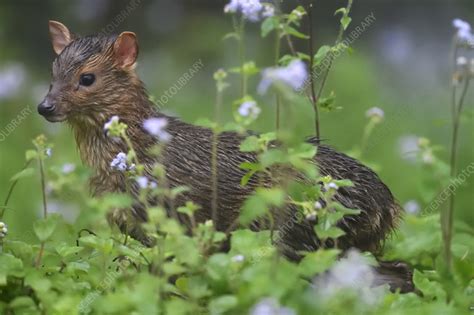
[
  {"left": 325, "top": 182, "right": 339, "bottom": 191},
  {"left": 238, "top": 100, "right": 261, "bottom": 119},
  {"left": 136, "top": 176, "right": 158, "bottom": 190},
  {"left": 61, "top": 163, "right": 76, "bottom": 174},
  {"left": 453, "top": 18, "right": 474, "bottom": 44},
  {"left": 258, "top": 59, "right": 308, "bottom": 94},
  {"left": 314, "top": 250, "right": 380, "bottom": 305},
  {"left": 250, "top": 297, "right": 295, "bottom": 315},
  {"left": 404, "top": 200, "right": 420, "bottom": 215},
  {"left": 0, "top": 222, "right": 7, "bottom": 239},
  {"left": 365, "top": 107, "right": 384, "bottom": 121},
  {"left": 224, "top": 0, "right": 274, "bottom": 22},
  {"left": 143, "top": 117, "right": 172, "bottom": 143},
  {"left": 110, "top": 152, "right": 135, "bottom": 172},
  {"left": 104, "top": 115, "right": 127, "bottom": 138},
  {"left": 104, "top": 115, "right": 120, "bottom": 131}
]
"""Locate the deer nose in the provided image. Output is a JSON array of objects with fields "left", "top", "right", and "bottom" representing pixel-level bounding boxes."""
[{"left": 37, "top": 99, "right": 56, "bottom": 116}]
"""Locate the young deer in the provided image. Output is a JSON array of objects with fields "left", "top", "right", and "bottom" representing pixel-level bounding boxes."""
[{"left": 37, "top": 21, "right": 414, "bottom": 292}]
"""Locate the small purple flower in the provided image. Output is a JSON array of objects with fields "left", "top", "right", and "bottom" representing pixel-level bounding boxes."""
[
  {"left": 262, "top": 3, "right": 275, "bottom": 18},
  {"left": 231, "top": 254, "right": 245, "bottom": 262},
  {"left": 143, "top": 117, "right": 171, "bottom": 142},
  {"left": 251, "top": 298, "right": 295, "bottom": 315},
  {"left": 456, "top": 56, "right": 468, "bottom": 66},
  {"left": 0, "top": 221, "right": 7, "bottom": 238},
  {"left": 224, "top": 0, "right": 265, "bottom": 22},
  {"left": 314, "top": 201, "right": 323, "bottom": 209},
  {"left": 365, "top": 107, "right": 384, "bottom": 120},
  {"left": 238, "top": 101, "right": 261, "bottom": 119},
  {"left": 61, "top": 163, "right": 76, "bottom": 174},
  {"left": 136, "top": 176, "right": 158, "bottom": 189},
  {"left": 452, "top": 18, "right": 474, "bottom": 43},
  {"left": 110, "top": 152, "right": 128, "bottom": 172},
  {"left": 258, "top": 59, "right": 308, "bottom": 94},
  {"left": 326, "top": 182, "right": 339, "bottom": 190},
  {"left": 404, "top": 200, "right": 420, "bottom": 215},
  {"left": 104, "top": 115, "right": 119, "bottom": 131},
  {"left": 0, "top": 63, "right": 26, "bottom": 100},
  {"left": 453, "top": 19, "right": 471, "bottom": 32},
  {"left": 45, "top": 148, "right": 52, "bottom": 157}
]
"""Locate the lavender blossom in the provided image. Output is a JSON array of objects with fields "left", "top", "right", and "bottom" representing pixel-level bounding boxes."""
[
  {"left": 136, "top": 176, "right": 158, "bottom": 189},
  {"left": 314, "top": 249, "right": 381, "bottom": 305},
  {"left": 258, "top": 59, "right": 308, "bottom": 94},
  {"left": 104, "top": 115, "right": 120, "bottom": 132},
  {"left": 262, "top": 3, "right": 275, "bottom": 18},
  {"left": 224, "top": 0, "right": 270, "bottom": 22},
  {"left": 0, "top": 221, "right": 7, "bottom": 239},
  {"left": 110, "top": 152, "right": 128, "bottom": 172},
  {"left": 238, "top": 101, "right": 261, "bottom": 119},
  {"left": 452, "top": 18, "right": 474, "bottom": 43},
  {"left": 404, "top": 200, "right": 420, "bottom": 215},
  {"left": 251, "top": 298, "right": 295, "bottom": 315},
  {"left": 143, "top": 117, "right": 172, "bottom": 142},
  {"left": 61, "top": 163, "right": 76, "bottom": 174},
  {"left": 365, "top": 107, "right": 384, "bottom": 120}
]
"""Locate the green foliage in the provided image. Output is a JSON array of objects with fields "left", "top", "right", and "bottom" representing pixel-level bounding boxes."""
[{"left": 0, "top": 1, "right": 473, "bottom": 315}]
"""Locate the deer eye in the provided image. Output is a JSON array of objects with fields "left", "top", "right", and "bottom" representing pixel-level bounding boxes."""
[{"left": 79, "top": 73, "right": 95, "bottom": 86}]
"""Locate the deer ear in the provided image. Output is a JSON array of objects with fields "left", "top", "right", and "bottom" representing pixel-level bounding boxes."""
[
  {"left": 49, "top": 20, "right": 73, "bottom": 55},
  {"left": 113, "top": 32, "right": 139, "bottom": 69}
]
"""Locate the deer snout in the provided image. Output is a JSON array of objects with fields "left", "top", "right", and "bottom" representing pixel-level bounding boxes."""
[{"left": 37, "top": 98, "right": 56, "bottom": 116}]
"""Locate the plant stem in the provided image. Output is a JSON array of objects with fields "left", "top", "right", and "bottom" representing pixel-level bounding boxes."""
[
  {"left": 307, "top": 3, "right": 320, "bottom": 138},
  {"left": 1, "top": 160, "right": 33, "bottom": 220},
  {"left": 360, "top": 119, "right": 377, "bottom": 158},
  {"left": 237, "top": 16, "right": 247, "bottom": 98},
  {"left": 314, "top": 0, "right": 353, "bottom": 116},
  {"left": 38, "top": 156, "right": 48, "bottom": 218},
  {"left": 444, "top": 75, "right": 470, "bottom": 270},
  {"left": 35, "top": 151, "right": 48, "bottom": 269},
  {"left": 275, "top": 20, "right": 282, "bottom": 131},
  {"left": 211, "top": 86, "right": 223, "bottom": 226}
]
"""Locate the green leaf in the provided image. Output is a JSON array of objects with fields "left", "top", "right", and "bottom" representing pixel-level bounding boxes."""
[
  {"left": 298, "top": 249, "right": 341, "bottom": 277},
  {"left": 261, "top": 16, "right": 279, "bottom": 37},
  {"left": 240, "top": 162, "right": 260, "bottom": 186},
  {"left": 413, "top": 269, "right": 446, "bottom": 300},
  {"left": 25, "top": 272, "right": 52, "bottom": 293},
  {"left": 25, "top": 149, "right": 38, "bottom": 161},
  {"left": 314, "top": 226, "right": 346, "bottom": 239},
  {"left": 239, "top": 193, "right": 268, "bottom": 225},
  {"left": 334, "top": 7, "right": 347, "bottom": 16},
  {"left": 242, "top": 61, "right": 260, "bottom": 76},
  {"left": 222, "top": 32, "right": 239, "bottom": 41},
  {"left": 240, "top": 188, "right": 285, "bottom": 225},
  {"left": 239, "top": 136, "right": 260, "bottom": 152},
  {"left": 260, "top": 149, "right": 287, "bottom": 168},
  {"left": 0, "top": 254, "right": 24, "bottom": 285},
  {"left": 317, "top": 91, "right": 340, "bottom": 112},
  {"left": 313, "top": 45, "right": 331, "bottom": 66},
  {"left": 10, "top": 168, "right": 35, "bottom": 182},
  {"left": 55, "top": 243, "right": 84, "bottom": 259},
  {"left": 209, "top": 295, "right": 238, "bottom": 314},
  {"left": 283, "top": 25, "right": 309, "bottom": 39},
  {"left": 341, "top": 16, "right": 352, "bottom": 30},
  {"left": 9, "top": 297, "right": 36, "bottom": 311},
  {"left": 33, "top": 214, "right": 60, "bottom": 242}
]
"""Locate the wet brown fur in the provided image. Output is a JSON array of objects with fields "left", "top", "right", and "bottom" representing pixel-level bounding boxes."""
[{"left": 39, "top": 24, "right": 413, "bottom": 292}]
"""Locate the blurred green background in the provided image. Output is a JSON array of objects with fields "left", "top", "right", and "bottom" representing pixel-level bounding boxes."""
[{"left": 0, "top": 0, "right": 473, "bottom": 241}]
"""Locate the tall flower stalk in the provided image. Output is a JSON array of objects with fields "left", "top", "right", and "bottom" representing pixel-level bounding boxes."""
[
  {"left": 313, "top": 0, "right": 353, "bottom": 137},
  {"left": 442, "top": 20, "right": 472, "bottom": 271},
  {"left": 33, "top": 135, "right": 50, "bottom": 268}
]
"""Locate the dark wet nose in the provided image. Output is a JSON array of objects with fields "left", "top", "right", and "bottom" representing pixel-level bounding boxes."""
[{"left": 37, "top": 99, "right": 56, "bottom": 116}]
